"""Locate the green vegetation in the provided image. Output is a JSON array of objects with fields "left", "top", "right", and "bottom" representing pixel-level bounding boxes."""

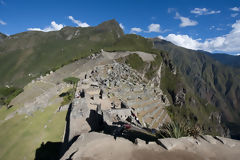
[
  {"left": 104, "top": 34, "right": 165, "bottom": 56},
  {"left": 0, "top": 20, "right": 123, "bottom": 87},
  {"left": 125, "top": 53, "right": 145, "bottom": 71},
  {"left": 154, "top": 38, "right": 240, "bottom": 135},
  {"left": 61, "top": 77, "right": 79, "bottom": 106},
  {"left": 59, "top": 88, "right": 75, "bottom": 106},
  {"left": 0, "top": 87, "right": 23, "bottom": 106},
  {"left": 63, "top": 77, "right": 80, "bottom": 85},
  {"left": 104, "top": 34, "right": 153, "bottom": 52},
  {"left": 157, "top": 122, "right": 201, "bottom": 139},
  {"left": 145, "top": 52, "right": 163, "bottom": 79},
  {"left": 160, "top": 68, "right": 181, "bottom": 104},
  {"left": 157, "top": 122, "right": 188, "bottom": 138},
  {"left": 0, "top": 102, "right": 67, "bottom": 160},
  {"left": 117, "top": 53, "right": 146, "bottom": 72},
  {"left": 0, "top": 105, "right": 17, "bottom": 121},
  {"left": 166, "top": 101, "right": 220, "bottom": 136}
]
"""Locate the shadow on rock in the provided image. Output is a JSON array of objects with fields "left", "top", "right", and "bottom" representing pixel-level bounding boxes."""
[
  {"left": 86, "top": 109, "right": 157, "bottom": 143},
  {"left": 35, "top": 142, "right": 62, "bottom": 160},
  {"left": 86, "top": 109, "right": 105, "bottom": 132}
]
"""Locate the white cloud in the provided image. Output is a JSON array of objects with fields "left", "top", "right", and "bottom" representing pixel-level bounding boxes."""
[
  {"left": 230, "top": 7, "right": 240, "bottom": 12},
  {"left": 130, "top": 27, "right": 142, "bottom": 33},
  {"left": 231, "top": 13, "right": 239, "bottom": 17},
  {"left": 119, "top": 23, "right": 124, "bottom": 30},
  {"left": 175, "top": 12, "right": 198, "bottom": 27},
  {"left": 147, "top": 24, "right": 161, "bottom": 32},
  {"left": 0, "top": 19, "right": 6, "bottom": 25},
  {"left": 28, "top": 21, "right": 63, "bottom": 32},
  {"left": 191, "top": 8, "right": 221, "bottom": 16},
  {"left": 68, "top": 16, "right": 89, "bottom": 27},
  {"left": 160, "top": 34, "right": 201, "bottom": 50},
  {"left": 159, "top": 20, "right": 240, "bottom": 53},
  {"left": 27, "top": 28, "right": 42, "bottom": 31}
]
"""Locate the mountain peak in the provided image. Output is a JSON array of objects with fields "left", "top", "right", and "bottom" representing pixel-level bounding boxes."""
[
  {"left": 96, "top": 19, "right": 124, "bottom": 36},
  {"left": 99, "top": 19, "right": 119, "bottom": 26}
]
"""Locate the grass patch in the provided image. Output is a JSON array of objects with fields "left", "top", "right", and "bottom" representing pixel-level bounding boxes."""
[
  {"left": 0, "top": 102, "right": 66, "bottom": 160},
  {"left": 63, "top": 77, "right": 80, "bottom": 85},
  {"left": 0, "top": 87, "right": 23, "bottom": 106},
  {"left": 59, "top": 88, "right": 75, "bottom": 106},
  {"left": 104, "top": 34, "right": 153, "bottom": 52},
  {"left": 125, "top": 53, "right": 145, "bottom": 71},
  {"left": 0, "top": 105, "right": 17, "bottom": 120},
  {"left": 117, "top": 53, "right": 146, "bottom": 72}
]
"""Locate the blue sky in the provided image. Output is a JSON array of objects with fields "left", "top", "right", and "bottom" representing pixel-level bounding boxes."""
[{"left": 0, "top": 0, "right": 240, "bottom": 54}]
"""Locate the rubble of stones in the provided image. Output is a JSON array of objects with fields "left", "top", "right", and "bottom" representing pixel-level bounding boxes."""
[
  {"left": 68, "top": 61, "right": 171, "bottom": 141},
  {"left": 87, "top": 52, "right": 101, "bottom": 60}
]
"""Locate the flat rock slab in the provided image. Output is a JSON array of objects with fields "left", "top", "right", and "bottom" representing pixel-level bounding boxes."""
[
  {"left": 61, "top": 133, "right": 240, "bottom": 160},
  {"left": 61, "top": 132, "right": 163, "bottom": 160}
]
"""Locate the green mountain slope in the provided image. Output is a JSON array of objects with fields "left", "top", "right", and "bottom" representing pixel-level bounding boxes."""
[
  {"left": 0, "top": 19, "right": 123, "bottom": 87},
  {"left": 153, "top": 38, "right": 240, "bottom": 139}
]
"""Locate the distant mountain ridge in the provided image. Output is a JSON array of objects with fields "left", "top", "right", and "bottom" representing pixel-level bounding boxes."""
[
  {"left": 207, "top": 53, "right": 240, "bottom": 68},
  {"left": 153, "top": 38, "right": 240, "bottom": 139}
]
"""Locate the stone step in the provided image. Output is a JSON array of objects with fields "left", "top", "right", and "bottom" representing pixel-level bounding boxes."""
[
  {"left": 152, "top": 110, "right": 168, "bottom": 129},
  {"left": 137, "top": 102, "right": 162, "bottom": 124},
  {"left": 156, "top": 112, "right": 171, "bottom": 129},
  {"left": 135, "top": 101, "right": 161, "bottom": 112},
  {"left": 114, "top": 89, "right": 148, "bottom": 100},
  {"left": 161, "top": 113, "right": 171, "bottom": 125},
  {"left": 126, "top": 98, "right": 153, "bottom": 108},
  {"left": 150, "top": 109, "right": 165, "bottom": 128},
  {"left": 142, "top": 104, "right": 164, "bottom": 127},
  {"left": 143, "top": 104, "right": 163, "bottom": 119},
  {"left": 144, "top": 116, "right": 154, "bottom": 126}
]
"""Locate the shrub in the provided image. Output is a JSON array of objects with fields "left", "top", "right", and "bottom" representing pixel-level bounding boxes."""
[
  {"left": 157, "top": 122, "right": 187, "bottom": 138},
  {"left": 63, "top": 77, "right": 80, "bottom": 85},
  {"left": 157, "top": 122, "right": 202, "bottom": 139},
  {"left": 59, "top": 88, "right": 75, "bottom": 106},
  {"left": 0, "top": 87, "right": 23, "bottom": 106}
]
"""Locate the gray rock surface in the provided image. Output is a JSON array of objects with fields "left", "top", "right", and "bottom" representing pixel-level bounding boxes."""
[{"left": 61, "top": 133, "right": 240, "bottom": 160}]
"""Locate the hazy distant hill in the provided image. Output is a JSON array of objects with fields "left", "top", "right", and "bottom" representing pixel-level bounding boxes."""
[{"left": 207, "top": 53, "right": 240, "bottom": 68}]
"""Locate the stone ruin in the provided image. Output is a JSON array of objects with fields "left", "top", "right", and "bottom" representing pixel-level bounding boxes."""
[{"left": 66, "top": 61, "right": 171, "bottom": 142}]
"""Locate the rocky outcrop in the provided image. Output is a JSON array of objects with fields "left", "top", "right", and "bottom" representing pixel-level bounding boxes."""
[
  {"left": 61, "top": 132, "right": 240, "bottom": 160},
  {"left": 174, "top": 88, "right": 186, "bottom": 106}
]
